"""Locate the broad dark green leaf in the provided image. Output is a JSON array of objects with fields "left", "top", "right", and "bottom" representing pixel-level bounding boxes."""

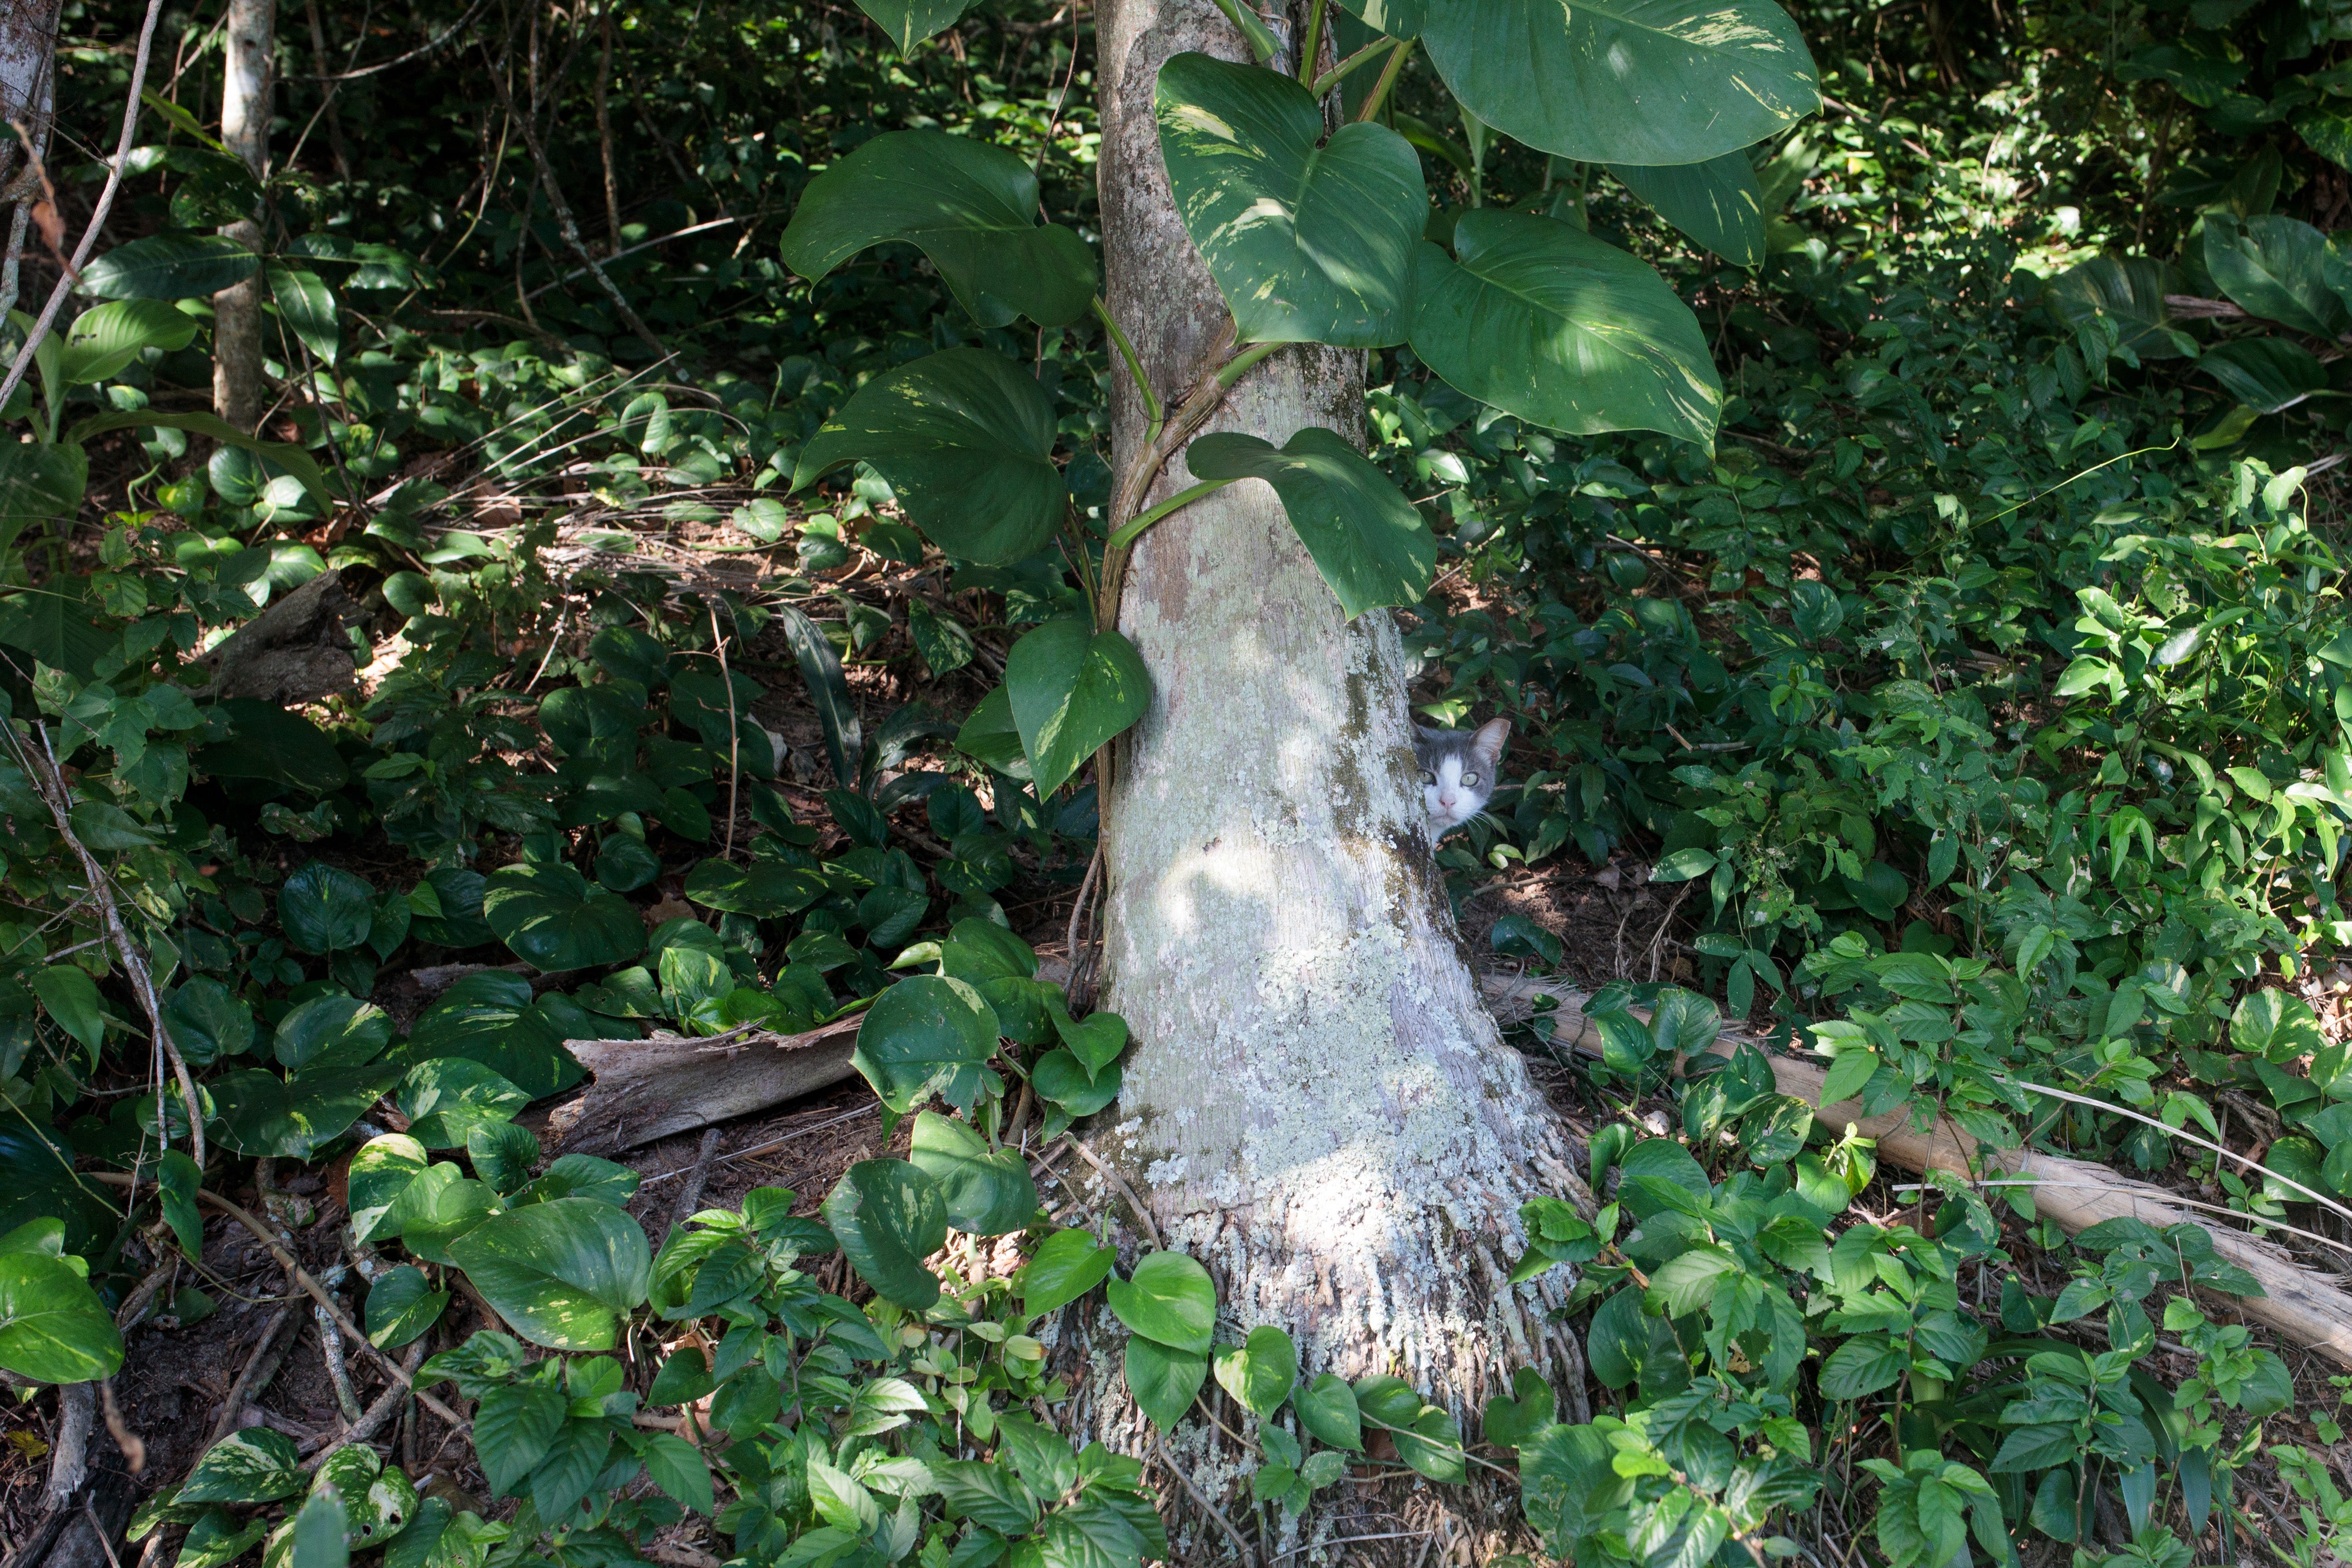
[
  {"left": 1608, "top": 152, "right": 1766, "bottom": 268},
  {"left": 909, "top": 1111, "right": 1038, "bottom": 1235},
  {"left": 1004, "top": 616, "right": 1151, "bottom": 798},
  {"left": 0, "top": 1126, "right": 116, "bottom": 1256},
  {"left": 279, "top": 861, "right": 377, "bottom": 954},
  {"left": 264, "top": 262, "right": 339, "bottom": 366},
  {"left": 1420, "top": 0, "right": 1819, "bottom": 165},
  {"left": 31, "top": 965, "right": 103, "bottom": 1055},
  {"left": 2204, "top": 215, "right": 2347, "bottom": 339},
  {"left": 1818, "top": 1335, "right": 1907, "bottom": 1399},
  {"left": 1154, "top": 52, "right": 1424, "bottom": 347},
  {"left": 196, "top": 699, "right": 348, "bottom": 794},
  {"left": 164, "top": 978, "right": 255, "bottom": 1066},
  {"left": 472, "top": 1381, "right": 565, "bottom": 1496},
  {"left": 681, "top": 855, "right": 825, "bottom": 917},
  {"left": 0, "top": 442, "right": 88, "bottom": 560},
  {"left": 67, "top": 413, "right": 333, "bottom": 513},
  {"left": 791, "top": 349, "right": 1066, "bottom": 567},
  {"left": 953, "top": 684, "right": 1031, "bottom": 780},
  {"left": 209, "top": 1064, "right": 402, "bottom": 1159},
  {"left": 2201, "top": 338, "right": 2328, "bottom": 414},
  {"left": 347, "top": 1134, "right": 427, "bottom": 1244},
  {"left": 1412, "top": 210, "right": 1720, "bottom": 449},
  {"left": 365, "top": 1265, "right": 449, "bottom": 1348},
  {"left": 445, "top": 1198, "right": 652, "bottom": 1350},
  {"left": 851, "top": 974, "right": 1001, "bottom": 1114},
  {"left": 0, "top": 579, "right": 112, "bottom": 680},
  {"left": 1123, "top": 1336, "right": 1209, "bottom": 1429},
  {"left": 850, "top": 0, "right": 975, "bottom": 54},
  {"left": 482, "top": 862, "right": 644, "bottom": 972},
  {"left": 1031, "top": 1048, "right": 1121, "bottom": 1115},
  {"left": 1294, "top": 1372, "right": 1362, "bottom": 1450},
  {"left": 1023, "top": 1227, "right": 1117, "bottom": 1315},
  {"left": 81, "top": 232, "right": 259, "bottom": 299},
  {"left": 1187, "top": 429, "right": 1436, "bottom": 617},
  {"left": 59, "top": 299, "right": 198, "bottom": 386},
  {"left": 781, "top": 128, "right": 1094, "bottom": 327},
  {"left": 776, "top": 604, "right": 863, "bottom": 789},
  {"left": 2046, "top": 256, "right": 2195, "bottom": 361},
  {"left": 822, "top": 1158, "right": 950, "bottom": 1309},
  {"left": 397, "top": 1057, "right": 531, "bottom": 1148},
  {"left": 1212, "top": 1325, "right": 1297, "bottom": 1418}
]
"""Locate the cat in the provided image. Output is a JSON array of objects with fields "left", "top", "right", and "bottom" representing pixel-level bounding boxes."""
[{"left": 1414, "top": 718, "right": 1509, "bottom": 833}]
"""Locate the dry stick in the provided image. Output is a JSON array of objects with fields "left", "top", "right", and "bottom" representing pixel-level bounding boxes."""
[
  {"left": 88, "top": 1175, "right": 471, "bottom": 1433},
  {"left": 593, "top": 0, "right": 621, "bottom": 246},
  {"left": 208, "top": 1303, "right": 301, "bottom": 1446},
  {"left": 711, "top": 606, "right": 741, "bottom": 858},
  {"left": 1155, "top": 1432, "right": 1257, "bottom": 1568},
  {"left": 660, "top": 1128, "right": 725, "bottom": 1248},
  {"left": 485, "top": 45, "right": 666, "bottom": 360},
  {"left": 316, "top": 1300, "right": 365, "bottom": 1424},
  {"left": 0, "top": 0, "right": 166, "bottom": 413},
  {"left": 1065, "top": 1136, "right": 1160, "bottom": 1250},
  {"left": 97, "top": 1380, "right": 143, "bottom": 1476},
  {"left": 18, "top": 727, "right": 204, "bottom": 1172},
  {"left": 1062, "top": 844, "right": 1103, "bottom": 1009},
  {"left": 300, "top": 1340, "right": 429, "bottom": 1467}
]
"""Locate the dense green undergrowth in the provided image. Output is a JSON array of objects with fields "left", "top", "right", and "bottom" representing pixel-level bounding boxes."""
[{"left": 4, "top": 0, "right": 2352, "bottom": 1563}]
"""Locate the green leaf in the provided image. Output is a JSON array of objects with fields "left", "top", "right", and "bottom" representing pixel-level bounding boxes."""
[
  {"left": 181, "top": 1430, "right": 305, "bottom": 1505},
  {"left": 81, "top": 232, "right": 260, "bottom": 299},
  {"left": 1818, "top": 1335, "right": 1907, "bottom": 1399},
  {"left": 196, "top": 699, "right": 348, "bottom": 794},
  {"left": 953, "top": 683, "right": 1031, "bottom": 780},
  {"left": 264, "top": 262, "right": 339, "bottom": 366},
  {"left": 2204, "top": 215, "right": 2348, "bottom": 339},
  {"left": 1031, "top": 1048, "right": 1122, "bottom": 1115},
  {"left": 681, "top": 856, "right": 825, "bottom": 918},
  {"left": 2234, "top": 990, "right": 2325, "bottom": 1063},
  {"left": 275, "top": 995, "right": 395, "bottom": 1072},
  {"left": 1004, "top": 616, "right": 1151, "bottom": 798},
  {"left": 822, "top": 1158, "right": 950, "bottom": 1309},
  {"left": 1186, "top": 429, "right": 1436, "bottom": 617},
  {"left": 1480, "top": 1366, "right": 1555, "bottom": 1451},
  {"left": 163, "top": 979, "right": 253, "bottom": 1068},
  {"left": 909, "top": 1111, "right": 1038, "bottom": 1235},
  {"left": 1294, "top": 1373, "right": 1362, "bottom": 1450},
  {"left": 0, "top": 442, "right": 88, "bottom": 560},
  {"left": 67, "top": 800, "right": 158, "bottom": 850},
  {"left": 1608, "top": 151, "right": 1766, "bottom": 268},
  {"left": 781, "top": 129, "right": 1094, "bottom": 328},
  {"left": 209, "top": 1064, "right": 401, "bottom": 1160},
  {"left": 2044, "top": 256, "right": 2194, "bottom": 361},
  {"left": 279, "top": 862, "right": 377, "bottom": 954},
  {"left": 849, "top": 0, "right": 974, "bottom": 54},
  {"left": 61, "top": 299, "right": 198, "bottom": 385},
  {"left": 1123, "top": 1335, "right": 1210, "bottom": 1429},
  {"left": 1105, "top": 1251, "right": 1215, "bottom": 1353},
  {"left": 364, "top": 1265, "right": 449, "bottom": 1349},
  {"left": 776, "top": 604, "right": 864, "bottom": 791},
  {"left": 1410, "top": 210, "right": 1722, "bottom": 449},
  {"left": 1423, "top": 0, "right": 1816, "bottom": 165},
  {"left": 637, "top": 1431, "right": 714, "bottom": 1514},
  {"left": 1154, "top": 52, "right": 1424, "bottom": 347},
  {"left": 1052, "top": 1007, "right": 1127, "bottom": 1078},
  {"left": 1647, "top": 1243, "right": 1741, "bottom": 1317},
  {"left": 1023, "top": 1227, "right": 1118, "bottom": 1315},
  {"left": 389, "top": 1168, "right": 500, "bottom": 1265},
  {"left": 397, "top": 1058, "right": 531, "bottom": 1148},
  {"left": 2200, "top": 339, "right": 2328, "bottom": 414},
  {"left": 850, "top": 973, "right": 1001, "bottom": 1115},
  {"left": 1212, "top": 1325, "right": 1297, "bottom": 1418},
  {"left": 158, "top": 1148, "right": 203, "bottom": 1261},
  {"left": 31, "top": 965, "right": 103, "bottom": 1055},
  {"left": 0, "top": 1252, "right": 123, "bottom": 1383},
  {"left": 445, "top": 1198, "right": 652, "bottom": 1350},
  {"left": 1649, "top": 987, "right": 1721, "bottom": 1057},
  {"left": 0, "top": 1126, "right": 116, "bottom": 1256},
  {"left": 791, "top": 348, "right": 1066, "bottom": 567},
  {"left": 482, "top": 862, "right": 645, "bottom": 972},
  {"left": 472, "top": 1381, "right": 565, "bottom": 1497}
]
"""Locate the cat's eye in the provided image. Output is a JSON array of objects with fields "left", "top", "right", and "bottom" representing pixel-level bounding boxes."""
[
  {"left": 1421, "top": 769, "right": 1436, "bottom": 783},
  {"left": 1464, "top": 773, "right": 1479, "bottom": 785}
]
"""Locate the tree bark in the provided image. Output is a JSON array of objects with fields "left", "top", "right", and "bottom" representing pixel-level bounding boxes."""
[
  {"left": 0, "top": 0, "right": 59, "bottom": 316},
  {"left": 213, "top": 0, "right": 272, "bottom": 430},
  {"left": 1085, "top": 0, "right": 1588, "bottom": 1435}
]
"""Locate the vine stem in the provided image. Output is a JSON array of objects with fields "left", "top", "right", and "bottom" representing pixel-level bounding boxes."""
[
  {"left": 0, "top": 0, "right": 168, "bottom": 416},
  {"left": 1295, "top": 0, "right": 1325, "bottom": 84},
  {"left": 1352, "top": 37, "right": 1412, "bottom": 123},
  {"left": 1207, "top": 0, "right": 1281, "bottom": 62},
  {"left": 1312, "top": 36, "right": 1396, "bottom": 98},
  {"left": 1091, "top": 295, "right": 1162, "bottom": 440}
]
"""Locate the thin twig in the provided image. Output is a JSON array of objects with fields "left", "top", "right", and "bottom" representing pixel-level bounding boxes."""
[
  {"left": 98, "top": 1380, "right": 141, "bottom": 1475},
  {"left": 208, "top": 1302, "right": 300, "bottom": 1446},
  {"left": 0, "top": 0, "right": 167, "bottom": 413},
  {"left": 301, "top": 1340, "right": 429, "bottom": 1467},
  {"left": 1067, "top": 1136, "right": 1160, "bottom": 1250},
  {"left": 315, "top": 1302, "right": 365, "bottom": 1424},
  {"left": 1063, "top": 844, "right": 1104, "bottom": 1011},
  {"left": 1155, "top": 1433, "right": 1257, "bottom": 1568},
  {"left": 712, "top": 604, "right": 741, "bottom": 858}
]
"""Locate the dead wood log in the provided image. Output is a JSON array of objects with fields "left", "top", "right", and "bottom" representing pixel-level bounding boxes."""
[
  {"left": 1482, "top": 974, "right": 2352, "bottom": 1368},
  {"left": 534, "top": 1018, "right": 864, "bottom": 1156}
]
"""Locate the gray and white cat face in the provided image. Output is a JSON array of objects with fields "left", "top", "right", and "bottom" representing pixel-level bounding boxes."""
[{"left": 1414, "top": 718, "right": 1509, "bottom": 833}]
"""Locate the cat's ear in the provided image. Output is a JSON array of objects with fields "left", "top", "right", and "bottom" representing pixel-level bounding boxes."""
[{"left": 1472, "top": 717, "right": 1511, "bottom": 764}]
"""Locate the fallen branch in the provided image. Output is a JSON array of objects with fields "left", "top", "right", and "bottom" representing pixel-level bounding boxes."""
[
  {"left": 535, "top": 1018, "right": 861, "bottom": 1156},
  {"left": 1484, "top": 975, "right": 2352, "bottom": 1368}
]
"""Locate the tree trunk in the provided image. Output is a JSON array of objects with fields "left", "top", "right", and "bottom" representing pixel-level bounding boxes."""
[
  {"left": 1087, "top": 0, "right": 1589, "bottom": 1432},
  {"left": 0, "top": 0, "right": 59, "bottom": 316},
  {"left": 213, "top": 0, "right": 272, "bottom": 430}
]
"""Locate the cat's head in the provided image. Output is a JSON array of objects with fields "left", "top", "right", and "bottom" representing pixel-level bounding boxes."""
[{"left": 1414, "top": 718, "right": 1509, "bottom": 833}]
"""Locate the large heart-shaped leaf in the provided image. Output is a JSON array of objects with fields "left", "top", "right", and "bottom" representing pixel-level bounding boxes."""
[
  {"left": 850, "top": 0, "right": 975, "bottom": 54},
  {"left": 1004, "top": 617, "right": 1151, "bottom": 798},
  {"left": 60, "top": 299, "right": 199, "bottom": 386},
  {"left": 781, "top": 129, "right": 1094, "bottom": 329},
  {"left": 1155, "top": 53, "right": 1425, "bottom": 347},
  {"left": 1212, "top": 1325, "right": 1298, "bottom": 1418},
  {"left": 0, "top": 442, "right": 88, "bottom": 560},
  {"left": 1022, "top": 1227, "right": 1117, "bottom": 1315},
  {"left": 181, "top": 1430, "right": 305, "bottom": 1506},
  {"left": 2201, "top": 338, "right": 2328, "bottom": 414},
  {"left": 364, "top": 1265, "right": 449, "bottom": 1349},
  {"left": 397, "top": 1058, "right": 531, "bottom": 1148},
  {"left": 347, "top": 1134, "right": 428, "bottom": 1244},
  {"left": 273, "top": 995, "right": 393, "bottom": 1072},
  {"left": 2045, "top": 256, "right": 2194, "bottom": 362},
  {"left": 682, "top": 856, "right": 826, "bottom": 918},
  {"left": 483, "top": 862, "right": 645, "bottom": 972},
  {"left": 1123, "top": 1336, "right": 1209, "bottom": 1429},
  {"left": 1105, "top": 1251, "right": 1215, "bottom": 1352},
  {"left": 391, "top": 972, "right": 584, "bottom": 1100},
  {"left": 1186, "top": 429, "right": 1436, "bottom": 617},
  {"left": 445, "top": 1198, "right": 651, "bottom": 1350},
  {"left": 279, "top": 862, "right": 377, "bottom": 955},
  {"left": 1608, "top": 152, "right": 1766, "bottom": 268},
  {"left": 2205, "top": 215, "right": 2347, "bottom": 340},
  {"left": 822, "top": 1159, "right": 950, "bottom": 1309},
  {"left": 209, "top": 1065, "right": 402, "bottom": 1159},
  {"left": 1410, "top": 210, "right": 1721, "bottom": 448},
  {"left": 0, "top": 1126, "right": 116, "bottom": 1256},
  {"left": 80, "top": 232, "right": 259, "bottom": 299},
  {"left": 791, "top": 349, "right": 1065, "bottom": 567},
  {"left": 0, "top": 1253, "right": 122, "bottom": 1383},
  {"left": 1419, "top": 0, "right": 1819, "bottom": 166},
  {"left": 908, "top": 1112, "right": 1038, "bottom": 1236},
  {"left": 850, "top": 974, "right": 1001, "bottom": 1114}
]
